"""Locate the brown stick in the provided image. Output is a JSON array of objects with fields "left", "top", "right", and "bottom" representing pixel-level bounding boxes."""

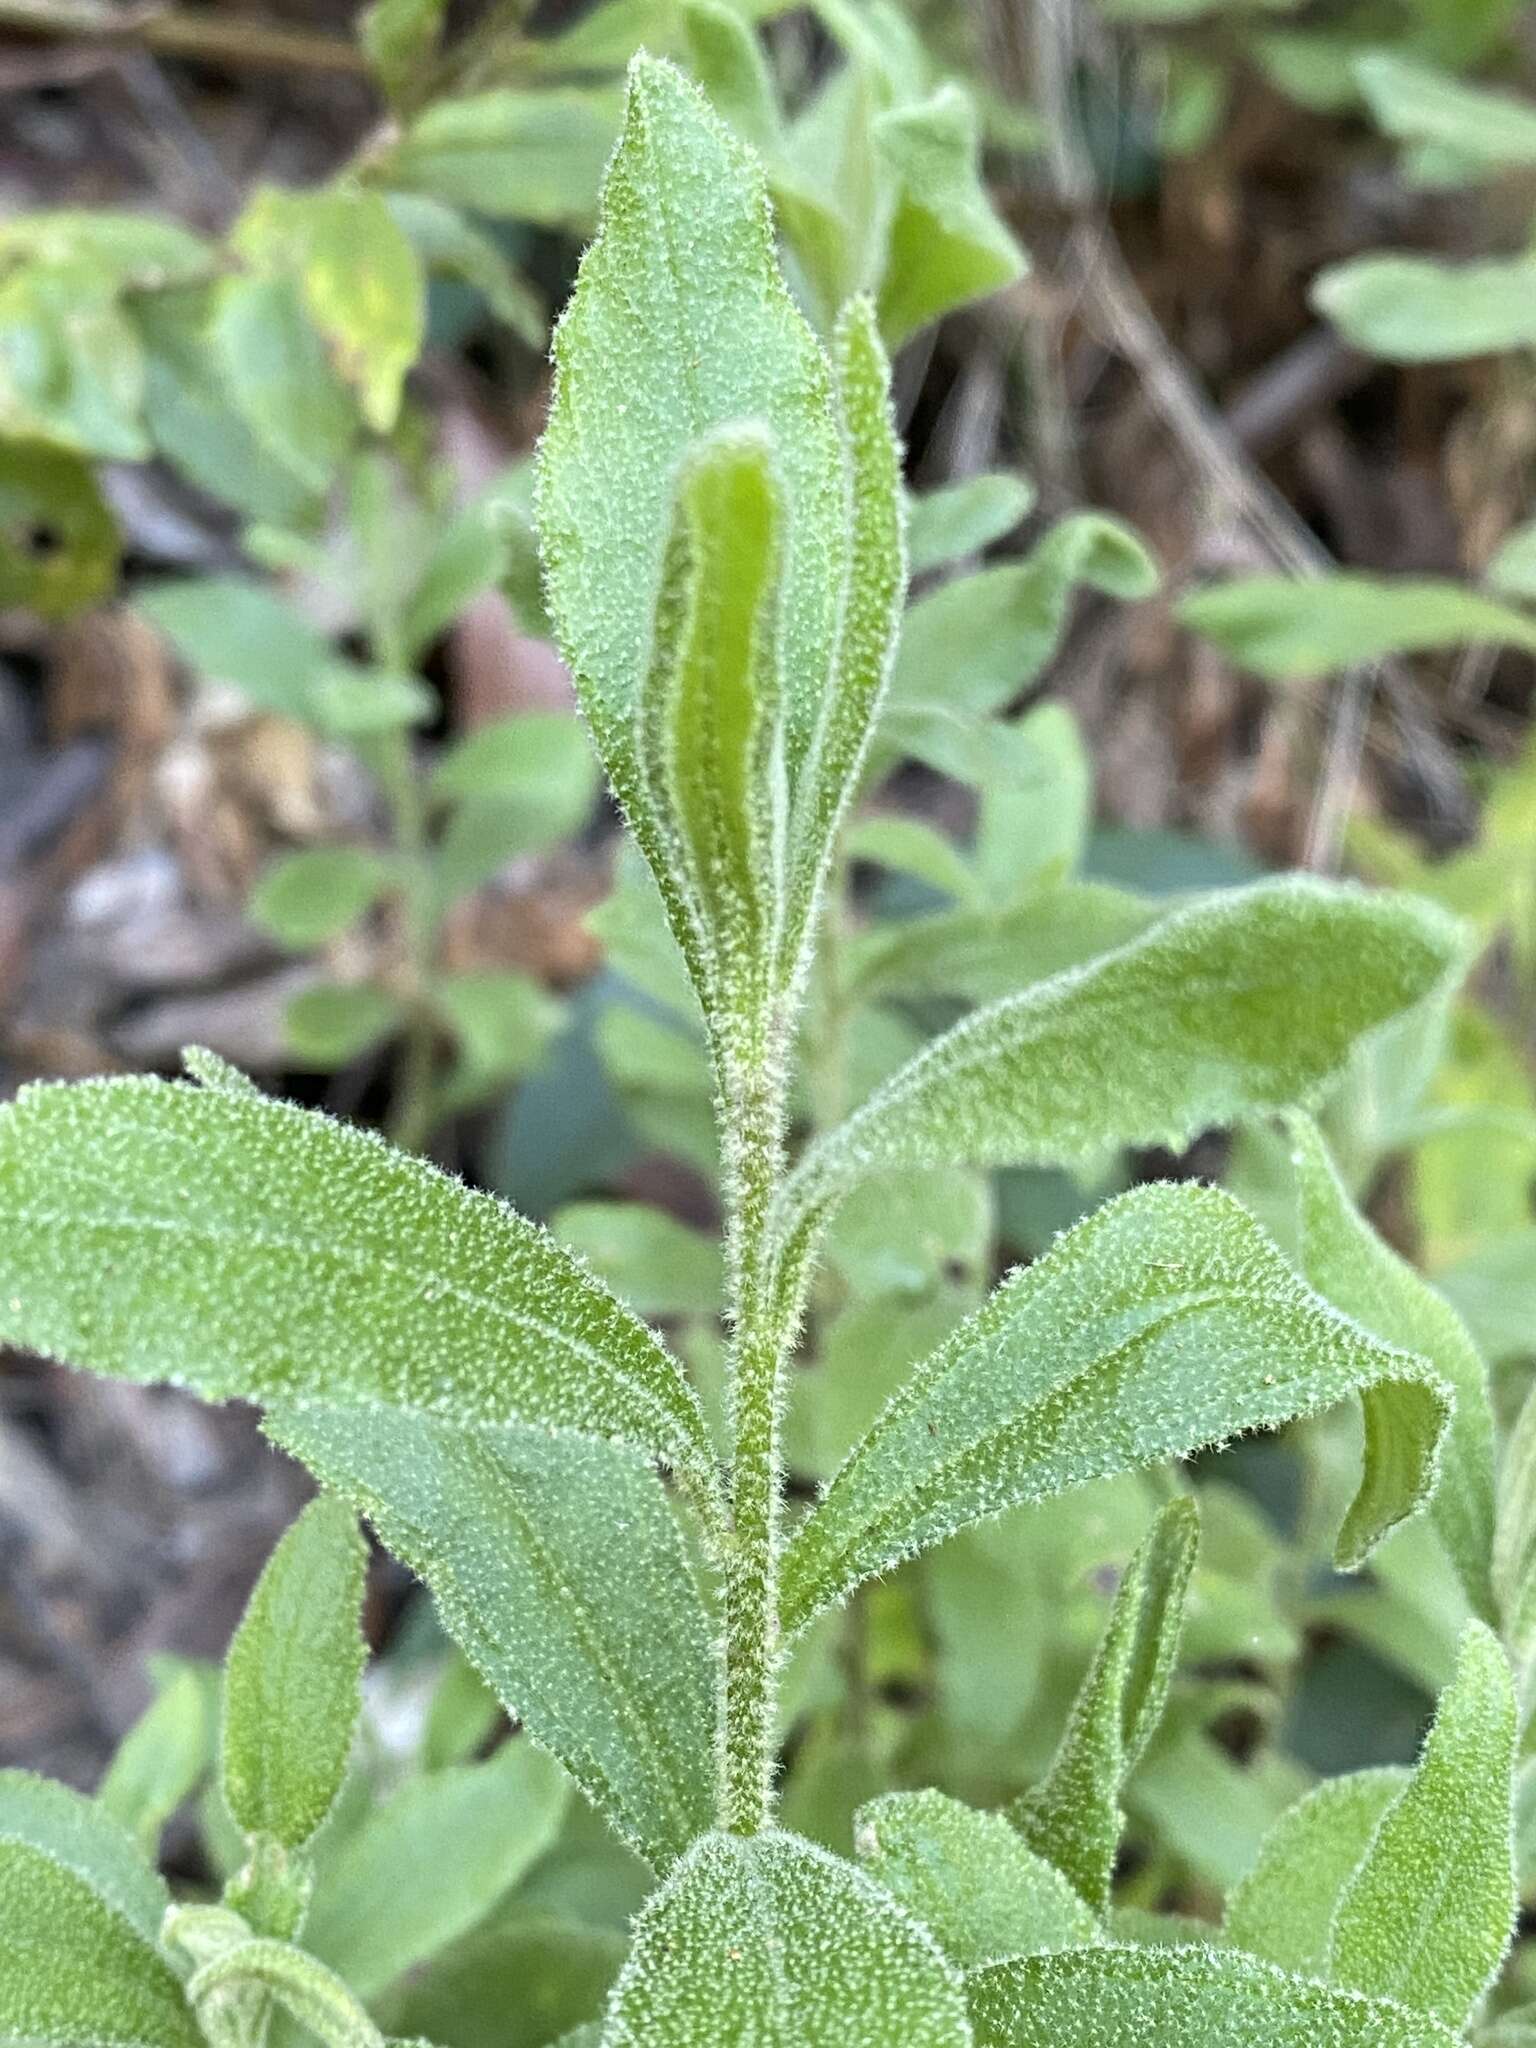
[{"left": 0, "top": 0, "right": 369, "bottom": 78}]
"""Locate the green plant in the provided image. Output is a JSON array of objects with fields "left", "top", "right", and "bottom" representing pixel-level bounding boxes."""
[{"left": 1, "top": 50, "right": 1531, "bottom": 2048}]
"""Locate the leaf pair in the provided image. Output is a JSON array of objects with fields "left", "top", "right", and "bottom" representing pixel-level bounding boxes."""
[
  {"left": 1225, "top": 1622, "right": 1517, "bottom": 2033},
  {"left": 537, "top": 57, "right": 905, "bottom": 1047},
  {"left": 0, "top": 1069, "right": 718, "bottom": 1872}
]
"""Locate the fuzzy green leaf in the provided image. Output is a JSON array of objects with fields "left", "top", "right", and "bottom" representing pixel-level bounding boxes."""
[
  {"left": 0, "top": 1771, "right": 170, "bottom": 1946},
  {"left": 969, "top": 1944, "right": 1460, "bottom": 2048},
  {"left": 1330, "top": 1622, "right": 1517, "bottom": 2029},
  {"left": 1494, "top": 1376, "right": 1536, "bottom": 1687},
  {"left": 1224, "top": 1769, "right": 1409, "bottom": 1975},
  {"left": 186, "top": 1936, "right": 384, "bottom": 2048},
  {"left": 221, "top": 1495, "right": 368, "bottom": 1853},
  {"left": 1011, "top": 1497, "right": 1198, "bottom": 1911},
  {"left": 1282, "top": 1113, "right": 1496, "bottom": 1622},
  {"left": 600, "top": 1829, "right": 972, "bottom": 2046},
  {"left": 0, "top": 1074, "right": 717, "bottom": 1503},
  {"left": 780, "top": 880, "right": 1464, "bottom": 1243},
  {"left": 0, "top": 1838, "right": 201, "bottom": 2048},
  {"left": 779, "top": 1181, "right": 1450, "bottom": 1637},
  {"left": 853, "top": 1789, "right": 1098, "bottom": 1967},
  {"left": 302, "top": 1740, "right": 568, "bottom": 1999},
  {"left": 268, "top": 1408, "right": 717, "bottom": 1873}
]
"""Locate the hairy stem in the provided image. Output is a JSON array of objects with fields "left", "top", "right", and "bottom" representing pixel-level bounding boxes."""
[{"left": 719, "top": 1020, "right": 793, "bottom": 1834}]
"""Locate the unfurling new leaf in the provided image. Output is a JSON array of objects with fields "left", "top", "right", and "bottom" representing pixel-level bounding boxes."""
[
  {"left": 537, "top": 57, "right": 904, "bottom": 1032},
  {"left": 1011, "top": 1497, "right": 1199, "bottom": 1912}
]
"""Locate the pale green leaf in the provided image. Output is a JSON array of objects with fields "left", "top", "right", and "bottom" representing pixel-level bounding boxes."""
[
  {"left": 872, "top": 85, "right": 1027, "bottom": 348},
  {"left": 0, "top": 1839, "right": 202, "bottom": 2048},
  {"left": 1330, "top": 1622, "right": 1517, "bottom": 2028},
  {"left": 845, "top": 814, "right": 977, "bottom": 903},
  {"left": 781, "top": 880, "right": 1464, "bottom": 1239},
  {"left": 210, "top": 273, "right": 355, "bottom": 493},
  {"left": 1181, "top": 572, "right": 1536, "bottom": 680},
  {"left": 0, "top": 437, "right": 119, "bottom": 620},
  {"left": 1224, "top": 1769, "right": 1409, "bottom": 1975},
  {"left": 1355, "top": 55, "right": 1536, "bottom": 180},
  {"left": 1281, "top": 1113, "right": 1496, "bottom": 1622},
  {"left": 385, "top": 194, "right": 546, "bottom": 351},
  {"left": 0, "top": 263, "right": 148, "bottom": 461},
  {"left": 236, "top": 185, "right": 426, "bottom": 432},
  {"left": 268, "top": 1409, "right": 717, "bottom": 1872},
  {"left": 386, "top": 89, "right": 621, "bottom": 225},
  {"left": 779, "top": 1180, "right": 1450, "bottom": 1637},
  {"left": 428, "top": 714, "right": 598, "bottom": 827},
  {"left": 302, "top": 1740, "right": 568, "bottom": 1998},
  {"left": 250, "top": 848, "right": 395, "bottom": 950},
  {"left": 431, "top": 971, "right": 563, "bottom": 1107},
  {"left": 0, "top": 209, "right": 212, "bottom": 287},
  {"left": 600, "top": 1829, "right": 972, "bottom": 2046},
  {"left": 552, "top": 1202, "right": 722, "bottom": 1319},
  {"left": 1312, "top": 254, "right": 1536, "bottom": 363},
  {"left": 969, "top": 1944, "right": 1461, "bottom": 2048},
  {"left": 98, "top": 1662, "right": 213, "bottom": 1853},
  {"left": 284, "top": 984, "right": 404, "bottom": 1069},
  {"left": 360, "top": 0, "right": 445, "bottom": 107},
  {"left": 1436, "top": 1229, "right": 1536, "bottom": 1367},
  {"left": 879, "top": 514, "right": 1156, "bottom": 769},
  {"left": 853, "top": 1788, "right": 1098, "bottom": 1966},
  {"left": 0, "top": 1771, "right": 170, "bottom": 1946},
  {"left": 382, "top": 1910, "right": 625, "bottom": 2048},
  {"left": 906, "top": 472, "right": 1033, "bottom": 574},
  {"left": 1487, "top": 523, "right": 1536, "bottom": 605},
  {"left": 221, "top": 1495, "right": 367, "bottom": 1853},
  {"left": 0, "top": 1075, "right": 718, "bottom": 1502},
  {"left": 683, "top": 0, "right": 782, "bottom": 155},
  {"left": 1011, "top": 1497, "right": 1198, "bottom": 1912},
  {"left": 136, "top": 575, "right": 326, "bottom": 716}
]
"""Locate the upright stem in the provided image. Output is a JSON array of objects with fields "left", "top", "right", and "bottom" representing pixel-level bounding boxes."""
[{"left": 719, "top": 1019, "right": 793, "bottom": 1834}]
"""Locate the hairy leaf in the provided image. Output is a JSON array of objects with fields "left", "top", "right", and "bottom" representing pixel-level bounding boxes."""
[
  {"left": 969, "top": 1945, "right": 1460, "bottom": 2048},
  {"left": 1282, "top": 1114, "right": 1495, "bottom": 1621},
  {"left": 854, "top": 1789, "right": 1097, "bottom": 1967},
  {"left": 269, "top": 1407, "right": 717, "bottom": 1872},
  {"left": 779, "top": 1181, "right": 1450, "bottom": 1636},
  {"left": 0, "top": 1074, "right": 717, "bottom": 1503},
  {"left": 600, "top": 1829, "right": 972, "bottom": 2046},
  {"left": 0, "top": 1838, "right": 201, "bottom": 2048},
  {"left": 303, "top": 1740, "right": 568, "bottom": 1998},
  {"left": 780, "top": 880, "right": 1463, "bottom": 1241},
  {"left": 221, "top": 1495, "right": 368, "bottom": 1853},
  {"left": 1330, "top": 1623, "right": 1517, "bottom": 2029},
  {"left": 0, "top": 1771, "right": 169, "bottom": 1946},
  {"left": 186, "top": 1936, "right": 383, "bottom": 2048},
  {"left": 1495, "top": 1377, "right": 1536, "bottom": 1686},
  {"left": 1224, "top": 1770, "right": 1409, "bottom": 1975},
  {"left": 1011, "top": 1498, "right": 1198, "bottom": 1911},
  {"left": 639, "top": 424, "right": 784, "bottom": 998}
]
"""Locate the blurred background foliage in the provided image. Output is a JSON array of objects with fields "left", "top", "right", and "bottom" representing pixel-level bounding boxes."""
[{"left": 0, "top": 0, "right": 1533, "bottom": 2040}]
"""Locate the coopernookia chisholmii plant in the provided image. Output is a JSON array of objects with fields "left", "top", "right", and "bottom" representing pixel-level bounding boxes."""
[{"left": 0, "top": 53, "right": 1524, "bottom": 2048}]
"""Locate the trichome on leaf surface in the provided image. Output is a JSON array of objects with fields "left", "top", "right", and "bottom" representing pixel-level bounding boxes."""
[{"left": 0, "top": 48, "right": 1528, "bottom": 2048}]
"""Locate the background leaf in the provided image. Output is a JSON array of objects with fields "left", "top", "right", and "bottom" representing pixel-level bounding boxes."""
[{"left": 1223, "top": 1769, "right": 1409, "bottom": 1975}]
